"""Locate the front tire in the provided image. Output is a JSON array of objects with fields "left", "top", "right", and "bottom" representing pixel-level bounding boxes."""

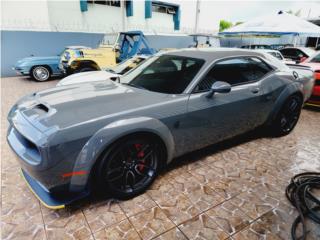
[
  {"left": 76, "top": 67, "right": 96, "bottom": 73},
  {"left": 95, "top": 135, "right": 163, "bottom": 199},
  {"left": 269, "top": 94, "right": 303, "bottom": 137},
  {"left": 31, "top": 66, "right": 51, "bottom": 81}
]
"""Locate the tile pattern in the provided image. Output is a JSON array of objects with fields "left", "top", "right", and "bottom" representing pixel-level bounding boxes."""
[{"left": 1, "top": 77, "right": 320, "bottom": 239}]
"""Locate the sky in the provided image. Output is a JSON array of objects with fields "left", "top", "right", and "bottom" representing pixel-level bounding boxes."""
[{"left": 174, "top": 0, "right": 320, "bottom": 31}]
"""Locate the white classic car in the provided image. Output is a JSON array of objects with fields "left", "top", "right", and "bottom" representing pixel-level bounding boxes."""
[{"left": 56, "top": 55, "right": 149, "bottom": 86}]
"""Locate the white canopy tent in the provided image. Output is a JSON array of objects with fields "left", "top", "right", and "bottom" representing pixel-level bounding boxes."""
[{"left": 220, "top": 11, "right": 320, "bottom": 47}]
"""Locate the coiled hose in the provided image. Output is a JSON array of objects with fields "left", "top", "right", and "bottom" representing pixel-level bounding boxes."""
[{"left": 285, "top": 172, "right": 320, "bottom": 240}]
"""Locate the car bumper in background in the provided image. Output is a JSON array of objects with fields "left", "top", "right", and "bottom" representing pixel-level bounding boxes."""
[
  {"left": 12, "top": 66, "right": 29, "bottom": 75},
  {"left": 306, "top": 80, "right": 320, "bottom": 106}
]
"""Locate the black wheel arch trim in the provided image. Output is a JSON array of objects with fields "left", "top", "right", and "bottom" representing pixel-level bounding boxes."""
[{"left": 68, "top": 117, "right": 175, "bottom": 193}]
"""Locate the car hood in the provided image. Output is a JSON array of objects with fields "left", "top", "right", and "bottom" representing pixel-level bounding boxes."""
[
  {"left": 56, "top": 71, "right": 118, "bottom": 86},
  {"left": 14, "top": 81, "right": 173, "bottom": 132}
]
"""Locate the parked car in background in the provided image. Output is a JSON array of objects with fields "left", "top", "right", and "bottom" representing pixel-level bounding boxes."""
[
  {"left": 7, "top": 49, "right": 315, "bottom": 208},
  {"left": 241, "top": 44, "right": 271, "bottom": 49},
  {"left": 56, "top": 55, "right": 149, "bottom": 86},
  {"left": 13, "top": 46, "right": 90, "bottom": 81},
  {"left": 59, "top": 31, "right": 156, "bottom": 75},
  {"left": 280, "top": 47, "right": 316, "bottom": 63},
  {"left": 300, "top": 51, "right": 320, "bottom": 106},
  {"left": 256, "top": 49, "right": 295, "bottom": 64}
]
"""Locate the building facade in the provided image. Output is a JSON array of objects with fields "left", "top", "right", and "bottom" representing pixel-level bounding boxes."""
[{"left": 1, "top": 0, "right": 216, "bottom": 34}]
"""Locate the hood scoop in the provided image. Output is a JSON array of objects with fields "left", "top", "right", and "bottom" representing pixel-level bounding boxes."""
[{"left": 33, "top": 104, "right": 49, "bottom": 114}]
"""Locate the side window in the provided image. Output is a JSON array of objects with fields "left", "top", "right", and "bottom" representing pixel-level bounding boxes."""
[
  {"left": 296, "top": 50, "right": 307, "bottom": 58},
  {"left": 281, "top": 49, "right": 294, "bottom": 57},
  {"left": 195, "top": 57, "right": 272, "bottom": 92}
]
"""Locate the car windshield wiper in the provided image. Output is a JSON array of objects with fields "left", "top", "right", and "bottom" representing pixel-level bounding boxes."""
[{"left": 122, "top": 82, "right": 147, "bottom": 90}]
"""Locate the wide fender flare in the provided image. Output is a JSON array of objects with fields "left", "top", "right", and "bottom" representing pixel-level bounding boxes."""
[
  {"left": 266, "top": 82, "right": 303, "bottom": 125},
  {"left": 69, "top": 117, "right": 175, "bottom": 192}
]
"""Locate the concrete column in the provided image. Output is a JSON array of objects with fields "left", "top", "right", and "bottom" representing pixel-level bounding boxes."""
[
  {"left": 194, "top": 0, "right": 200, "bottom": 34},
  {"left": 121, "top": 1, "right": 126, "bottom": 31}
]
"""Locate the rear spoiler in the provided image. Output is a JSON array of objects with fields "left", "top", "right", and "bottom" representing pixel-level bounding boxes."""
[{"left": 286, "top": 64, "right": 312, "bottom": 70}]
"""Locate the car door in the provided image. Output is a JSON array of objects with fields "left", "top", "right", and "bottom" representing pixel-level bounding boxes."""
[{"left": 185, "top": 57, "right": 274, "bottom": 151}]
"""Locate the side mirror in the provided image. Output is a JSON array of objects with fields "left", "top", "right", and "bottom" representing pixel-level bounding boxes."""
[{"left": 206, "top": 81, "right": 231, "bottom": 98}]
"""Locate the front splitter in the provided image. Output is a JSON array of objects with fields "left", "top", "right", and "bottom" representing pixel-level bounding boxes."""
[{"left": 21, "top": 169, "right": 89, "bottom": 209}]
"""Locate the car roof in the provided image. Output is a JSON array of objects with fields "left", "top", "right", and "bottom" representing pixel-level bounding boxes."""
[
  {"left": 255, "top": 49, "right": 281, "bottom": 53},
  {"left": 161, "top": 48, "right": 267, "bottom": 61}
]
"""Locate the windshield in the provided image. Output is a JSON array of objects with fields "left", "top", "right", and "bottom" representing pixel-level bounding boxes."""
[
  {"left": 309, "top": 53, "right": 320, "bottom": 63},
  {"left": 120, "top": 55, "right": 205, "bottom": 94},
  {"left": 108, "top": 57, "right": 147, "bottom": 75}
]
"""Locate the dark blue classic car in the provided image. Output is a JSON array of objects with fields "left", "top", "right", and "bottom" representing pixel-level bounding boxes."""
[{"left": 13, "top": 46, "right": 90, "bottom": 81}]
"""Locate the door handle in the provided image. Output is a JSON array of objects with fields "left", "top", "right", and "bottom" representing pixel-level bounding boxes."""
[{"left": 251, "top": 88, "right": 260, "bottom": 94}]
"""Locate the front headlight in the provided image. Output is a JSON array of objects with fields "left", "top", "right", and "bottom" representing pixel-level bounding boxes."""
[
  {"left": 74, "top": 50, "right": 84, "bottom": 58},
  {"left": 64, "top": 52, "right": 71, "bottom": 61}
]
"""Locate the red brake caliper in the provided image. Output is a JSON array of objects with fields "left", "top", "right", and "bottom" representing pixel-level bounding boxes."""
[{"left": 134, "top": 144, "right": 145, "bottom": 171}]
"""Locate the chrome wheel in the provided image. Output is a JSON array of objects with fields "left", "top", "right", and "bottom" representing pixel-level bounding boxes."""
[{"left": 32, "top": 66, "right": 50, "bottom": 81}]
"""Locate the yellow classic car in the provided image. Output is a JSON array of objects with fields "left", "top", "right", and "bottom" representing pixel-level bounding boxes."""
[{"left": 60, "top": 31, "right": 156, "bottom": 75}]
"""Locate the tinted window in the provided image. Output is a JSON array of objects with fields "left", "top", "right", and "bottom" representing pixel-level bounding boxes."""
[
  {"left": 280, "top": 48, "right": 308, "bottom": 59},
  {"left": 111, "top": 57, "right": 146, "bottom": 75},
  {"left": 280, "top": 48, "right": 296, "bottom": 57},
  {"left": 195, "top": 57, "right": 272, "bottom": 92},
  {"left": 129, "top": 55, "right": 205, "bottom": 94}
]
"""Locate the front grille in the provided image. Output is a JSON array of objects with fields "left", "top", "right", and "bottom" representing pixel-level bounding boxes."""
[
  {"left": 315, "top": 80, "right": 320, "bottom": 86},
  {"left": 12, "top": 128, "right": 41, "bottom": 165}
]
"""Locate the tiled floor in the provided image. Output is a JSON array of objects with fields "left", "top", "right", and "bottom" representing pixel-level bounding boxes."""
[{"left": 1, "top": 76, "right": 320, "bottom": 240}]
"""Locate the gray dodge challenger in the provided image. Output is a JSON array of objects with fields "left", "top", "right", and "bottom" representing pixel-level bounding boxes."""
[{"left": 7, "top": 49, "right": 314, "bottom": 209}]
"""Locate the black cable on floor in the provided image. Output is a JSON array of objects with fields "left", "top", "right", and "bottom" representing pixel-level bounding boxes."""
[{"left": 285, "top": 172, "right": 320, "bottom": 240}]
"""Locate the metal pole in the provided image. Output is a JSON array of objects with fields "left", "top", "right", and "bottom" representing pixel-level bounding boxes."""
[
  {"left": 121, "top": 1, "right": 126, "bottom": 31},
  {"left": 316, "top": 37, "right": 319, "bottom": 48},
  {"left": 194, "top": 0, "right": 200, "bottom": 34}
]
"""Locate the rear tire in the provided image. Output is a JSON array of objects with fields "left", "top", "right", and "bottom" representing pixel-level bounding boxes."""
[
  {"left": 269, "top": 94, "right": 303, "bottom": 137},
  {"left": 31, "top": 66, "right": 51, "bottom": 81},
  {"left": 95, "top": 135, "right": 163, "bottom": 200}
]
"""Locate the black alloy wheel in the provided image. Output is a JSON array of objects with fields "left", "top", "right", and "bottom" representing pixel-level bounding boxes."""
[
  {"left": 96, "top": 135, "right": 162, "bottom": 199},
  {"left": 271, "top": 94, "right": 303, "bottom": 136}
]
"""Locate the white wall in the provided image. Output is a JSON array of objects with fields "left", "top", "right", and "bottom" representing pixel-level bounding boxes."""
[
  {"left": 1, "top": 0, "right": 217, "bottom": 34},
  {"left": 1, "top": 0, "right": 51, "bottom": 31},
  {"left": 47, "top": 1, "right": 123, "bottom": 33}
]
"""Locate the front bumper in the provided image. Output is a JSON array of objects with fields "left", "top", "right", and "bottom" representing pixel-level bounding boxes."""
[
  {"left": 21, "top": 169, "right": 89, "bottom": 209},
  {"left": 306, "top": 81, "right": 320, "bottom": 106},
  {"left": 12, "top": 66, "right": 29, "bottom": 76}
]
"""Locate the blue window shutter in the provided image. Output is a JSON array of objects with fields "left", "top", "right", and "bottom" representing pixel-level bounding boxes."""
[
  {"left": 173, "top": 7, "right": 180, "bottom": 30},
  {"left": 126, "top": 0, "right": 133, "bottom": 17},
  {"left": 145, "top": 0, "right": 152, "bottom": 19},
  {"left": 80, "top": 0, "right": 88, "bottom": 12}
]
